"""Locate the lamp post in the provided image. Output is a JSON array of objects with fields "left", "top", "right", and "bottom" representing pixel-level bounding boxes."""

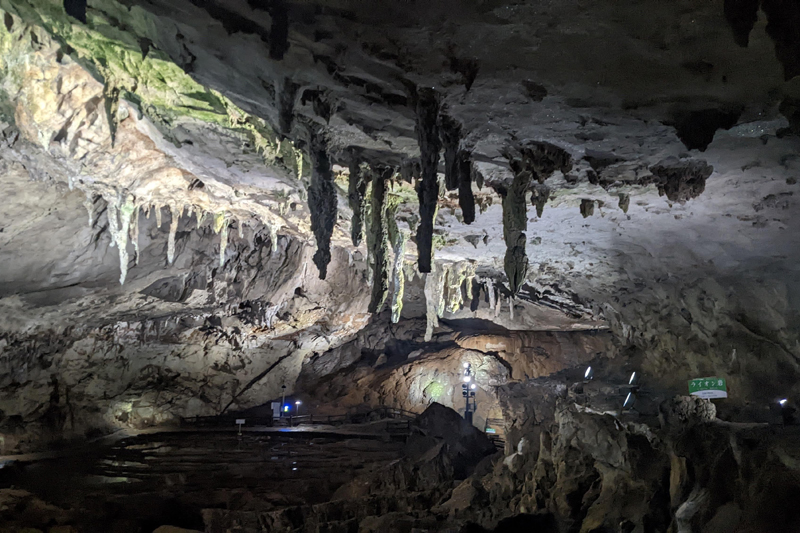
[
  {"left": 295, "top": 400, "right": 302, "bottom": 416},
  {"left": 461, "top": 363, "right": 477, "bottom": 424},
  {"left": 281, "top": 384, "right": 287, "bottom": 418}
]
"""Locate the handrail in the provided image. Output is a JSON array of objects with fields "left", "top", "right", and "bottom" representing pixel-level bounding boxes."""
[{"left": 179, "top": 404, "right": 418, "bottom": 429}]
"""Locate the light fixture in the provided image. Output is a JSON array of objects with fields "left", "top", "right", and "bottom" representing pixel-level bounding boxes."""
[
  {"left": 470, "top": 383, "right": 476, "bottom": 390},
  {"left": 283, "top": 405, "right": 289, "bottom": 412},
  {"left": 629, "top": 372, "right": 637, "bottom": 385},
  {"left": 295, "top": 400, "right": 301, "bottom": 405},
  {"left": 584, "top": 366, "right": 593, "bottom": 380},
  {"left": 463, "top": 375, "right": 471, "bottom": 383},
  {"left": 623, "top": 392, "right": 635, "bottom": 409},
  {"left": 780, "top": 399, "right": 788, "bottom": 406},
  {"left": 463, "top": 362, "right": 470, "bottom": 369}
]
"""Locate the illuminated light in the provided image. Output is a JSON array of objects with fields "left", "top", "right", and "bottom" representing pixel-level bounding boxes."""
[
  {"left": 470, "top": 383, "right": 476, "bottom": 390},
  {"left": 295, "top": 401, "right": 301, "bottom": 405},
  {"left": 629, "top": 372, "right": 637, "bottom": 385},
  {"left": 284, "top": 405, "right": 290, "bottom": 412},
  {"left": 780, "top": 399, "right": 788, "bottom": 406},
  {"left": 463, "top": 362, "right": 470, "bottom": 369},
  {"left": 292, "top": 467, "right": 298, "bottom": 471},
  {"left": 584, "top": 366, "right": 592, "bottom": 379},
  {"left": 463, "top": 375, "right": 471, "bottom": 383},
  {"left": 623, "top": 392, "right": 633, "bottom": 408}
]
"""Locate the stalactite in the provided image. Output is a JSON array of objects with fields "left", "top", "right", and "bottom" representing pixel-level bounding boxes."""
[
  {"left": 501, "top": 142, "right": 572, "bottom": 293},
  {"left": 213, "top": 212, "right": 226, "bottom": 234},
  {"left": 155, "top": 205, "right": 162, "bottom": 228},
  {"left": 495, "top": 291, "right": 502, "bottom": 318},
  {"left": 107, "top": 195, "right": 135, "bottom": 285},
  {"left": 348, "top": 159, "right": 370, "bottom": 247},
  {"left": 197, "top": 210, "right": 205, "bottom": 229},
  {"left": 269, "top": 223, "right": 279, "bottom": 252},
  {"left": 423, "top": 267, "right": 438, "bottom": 342},
  {"left": 278, "top": 78, "right": 299, "bottom": 136},
  {"left": 439, "top": 113, "right": 461, "bottom": 191},
  {"left": 308, "top": 135, "right": 336, "bottom": 279},
  {"left": 130, "top": 205, "right": 140, "bottom": 265},
  {"left": 295, "top": 148, "right": 304, "bottom": 181},
  {"left": 390, "top": 231, "right": 408, "bottom": 323},
  {"left": 436, "top": 264, "right": 449, "bottom": 318},
  {"left": 167, "top": 204, "right": 180, "bottom": 265},
  {"left": 219, "top": 222, "right": 229, "bottom": 268},
  {"left": 458, "top": 151, "right": 475, "bottom": 224},
  {"left": 501, "top": 165, "right": 532, "bottom": 295},
  {"left": 103, "top": 81, "right": 120, "bottom": 147},
  {"left": 107, "top": 200, "right": 119, "bottom": 249},
  {"left": 415, "top": 88, "right": 441, "bottom": 273},
  {"left": 465, "top": 264, "right": 475, "bottom": 301},
  {"left": 83, "top": 193, "right": 94, "bottom": 227},
  {"left": 237, "top": 219, "right": 244, "bottom": 239},
  {"left": 486, "top": 278, "right": 496, "bottom": 310},
  {"left": 508, "top": 296, "right": 515, "bottom": 321},
  {"left": 368, "top": 167, "right": 392, "bottom": 314}
]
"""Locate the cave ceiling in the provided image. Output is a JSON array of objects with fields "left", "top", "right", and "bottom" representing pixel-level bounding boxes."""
[{"left": 0, "top": 0, "right": 799, "bottom": 377}]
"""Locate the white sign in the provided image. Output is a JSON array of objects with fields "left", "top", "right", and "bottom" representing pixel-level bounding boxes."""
[{"left": 235, "top": 419, "right": 245, "bottom": 425}]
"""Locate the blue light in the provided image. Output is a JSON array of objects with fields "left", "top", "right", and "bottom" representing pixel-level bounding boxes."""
[{"left": 284, "top": 405, "right": 290, "bottom": 412}]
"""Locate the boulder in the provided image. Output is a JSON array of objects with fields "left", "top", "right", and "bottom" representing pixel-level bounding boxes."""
[{"left": 413, "top": 402, "right": 498, "bottom": 479}]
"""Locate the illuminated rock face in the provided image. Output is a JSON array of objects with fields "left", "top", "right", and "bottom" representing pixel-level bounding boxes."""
[{"left": 0, "top": 0, "right": 799, "bottom": 529}]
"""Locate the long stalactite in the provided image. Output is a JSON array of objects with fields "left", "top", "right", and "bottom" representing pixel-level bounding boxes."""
[
  {"left": 308, "top": 134, "right": 337, "bottom": 280},
  {"left": 368, "top": 167, "right": 393, "bottom": 313},
  {"left": 348, "top": 158, "right": 370, "bottom": 247},
  {"left": 415, "top": 88, "right": 441, "bottom": 273}
]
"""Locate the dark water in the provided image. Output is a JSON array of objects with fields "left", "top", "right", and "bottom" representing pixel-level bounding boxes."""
[{"left": 0, "top": 430, "right": 403, "bottom": 532}]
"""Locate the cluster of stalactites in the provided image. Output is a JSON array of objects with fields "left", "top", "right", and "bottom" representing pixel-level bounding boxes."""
[
  {"left": 412, "top": 260, "right": 476, "bottom": 341},
  {"left": 96, "top": 194, "right": 282, "bottom": 285}
]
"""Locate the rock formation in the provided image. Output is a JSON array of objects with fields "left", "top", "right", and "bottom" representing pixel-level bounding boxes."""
[{"left": 0, "top": 0, "right": 799, "bottom": 531}]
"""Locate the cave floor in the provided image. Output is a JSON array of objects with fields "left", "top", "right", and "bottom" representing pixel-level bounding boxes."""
[{"left": 0, "top": 430, "right": 405, "bottom": 532}]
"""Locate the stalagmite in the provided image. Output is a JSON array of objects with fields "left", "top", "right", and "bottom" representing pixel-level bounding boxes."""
[
  {"left": 219, "top": 222, "right": 229, "bottom": 268},
  {"left": 486, "top": 278, "right": 496, "bottom": 310},
  {"left": 415, "top": 88, "right": 441, "bottom": 273},
  {"left": 197, "top": 210, "right": 205, "bottom": 229},
  {"left": 167, "top": 204, "right": 180, "bottom": 265},
  {"left": 390, "top": 231, "right": 408, "bottom": 323},
  {"left": 237, "top": 219, "right": 244, "bottom": 239},
  {"left": 495, "top": 292, "right": 502, "bottom": 318},
  {"left": 508, "top": 296, "right": 514, "bottom": 320}
]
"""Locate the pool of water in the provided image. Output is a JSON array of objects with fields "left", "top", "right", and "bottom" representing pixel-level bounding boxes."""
[{"left": 0, "top": 430, "right": 405, "bottom": 532}]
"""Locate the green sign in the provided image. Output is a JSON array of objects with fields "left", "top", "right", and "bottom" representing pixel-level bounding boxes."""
[{"left": 688, "top": 377, "right": 727, "bottom": 399}]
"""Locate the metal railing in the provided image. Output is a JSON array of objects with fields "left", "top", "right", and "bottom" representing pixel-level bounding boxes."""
[{"left": 180, "top": 405, "right": 419, "bottom": 429}]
